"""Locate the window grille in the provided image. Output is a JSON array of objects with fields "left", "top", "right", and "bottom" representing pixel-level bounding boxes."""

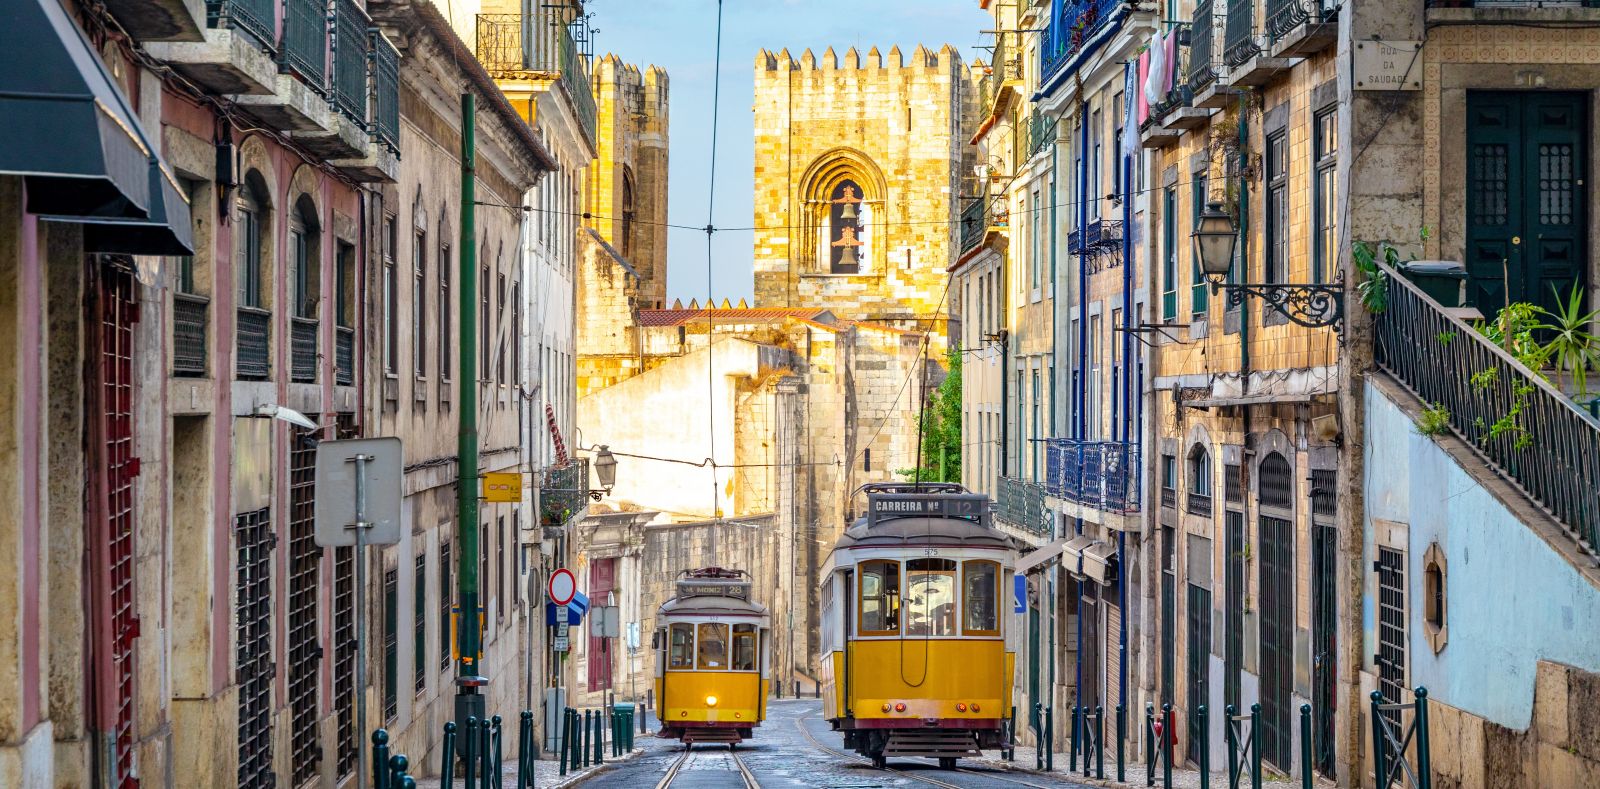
[{"left": 288, "top": 435, "right": 323, "bottom": 784}]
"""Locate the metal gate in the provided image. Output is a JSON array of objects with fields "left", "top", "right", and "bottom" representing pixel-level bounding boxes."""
[
  {"left": 1376, "top": 547, "right": 1408, "bottom": 709},
  {"left": 87, "top": 259, "right": 139, "bottom": 788},
  {"left": 1224, "top": 510, "right": 1244, "bottom": 713},
  {"left": 1311, "top": 469, "right": 1339, "bottom": 777},
  {"left": 1186, "top": 584, "right": 1211, "bottom": 764},
  {"left": 236, "top": 507, "right": 275, "bottom": 788},
  {"left": 288, "top": 433, "right": 323, "bottom": 784}
]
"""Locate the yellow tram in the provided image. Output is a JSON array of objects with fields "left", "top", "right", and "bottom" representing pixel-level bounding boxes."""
[
  {"left": 818, "top": 483, "right": 1018, "bottom": 769},
  {"left": 653, "top": 568, "right": 771, "bottom": 745}
]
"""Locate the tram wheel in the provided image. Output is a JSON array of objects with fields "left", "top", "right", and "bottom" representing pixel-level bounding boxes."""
[
  {"left": 871, "top": 754, "right": 886, "bottom": 769},
  {"left": 938, "top": 757, "right": 956, "bottom": 770}
]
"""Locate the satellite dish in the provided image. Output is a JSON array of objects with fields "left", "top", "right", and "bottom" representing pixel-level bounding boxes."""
[{"left": 254, "top": 403, "right": 319, "bottom": 431}]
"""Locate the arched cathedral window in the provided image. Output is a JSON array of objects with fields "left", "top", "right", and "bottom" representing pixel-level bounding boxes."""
[{"left": 825, "top": 179, "right": 871, "bottom": 274}]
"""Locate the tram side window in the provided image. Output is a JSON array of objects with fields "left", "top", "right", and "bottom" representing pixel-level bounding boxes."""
[
  {"left": 859, "top": 560, "right": 901, "bottom": 635},
  {"left": 669, "top": 623, "right": 694, "bottom": 669},
  {"left": 964, "top": 560, "right": 1000, "bottom": 636},
  {"left": 732, "top": 624, "right": 758, "bottom": 671},
  {"left": 697, "top": 623, "right": 730, "bottom": 670},
  {"left": 905, "top": 558, "right": 958, "bottom": 637}
]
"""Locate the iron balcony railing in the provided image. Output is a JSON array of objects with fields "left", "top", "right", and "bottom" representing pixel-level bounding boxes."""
[
  {"left": 291, "top": 317, "right": 318, "bottom": 382},
  {"left": 370, "top": 29, "right": 400, "bottom": 151},
  {"left": 541, "top": 458, "right": 591, "bottom": 528},
  {"left": 475, "top": 13, "right": 597, "bottom": 145},
  {"left": 335, "top": 326, "right": 354, "bottom": 385},
  {"left": 1373, "top": 261, "right": 1600, "bottom": 561},
  {"left": 1068, "top": 218, "right": 1124, "bottom": 255},
  {"left": 174, "top": 294, "right": 208, "bottom": 377},
  {"left": 1188, "top": 0, "right": 1221, "bottom": 94},
  {"left": 1187, "top": 491, "right": 1213, "bottom": 517},
  {"left": 1041, "top": 0, "right": 1129, "bottom": 83},
  {"left": 998, "top": 475, "right": 1050, "bottom": 535},
  {"left": 960, "top": 195, "right": 990, "bottom": 254},
  {"left": 1267, "top": 0, "right": 1326, "bottom": 41},
  {"left": 1425, "top": 0, "right": 1600, "bottom": 6},
  {"left": 207, "top": 0, "right": 275, "bottom": 52},
  {"left": 280, "top": 0, "right": 328, "bottom": 91},
  {"left": 1026, "top": 113, "right": 1058, "bottom": 159},
  {"left": 1044, "top": 439, "right": 1141, "bottom": 514},
  {"left": 1225, "top": 0, "right": 1262, "bottom": 69},
  {"left": 332, "top": 0, "right": 368, "bottom": 124},
  {"left": 237, "top": 307, "right": 271, "bottom": 380},
  {"left": 981, "top": 31, "right": 1023, "bottom": 121}
]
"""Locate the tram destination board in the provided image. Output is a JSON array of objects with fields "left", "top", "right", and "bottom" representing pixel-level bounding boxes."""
[{"left": 867, "top": 492, "right": 989, "bottom": 525}]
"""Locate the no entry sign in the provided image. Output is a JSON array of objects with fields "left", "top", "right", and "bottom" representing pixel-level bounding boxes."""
[{"left": 548, "top": 568, "right": 577, "bottom": 606}]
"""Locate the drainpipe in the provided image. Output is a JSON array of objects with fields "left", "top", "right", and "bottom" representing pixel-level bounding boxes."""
[
  {"left": 1075, "top": 98, "right": 1090, "bottom": 719},
  {"left": 1119, "top": 91, "right": 1134, "bottom": 716},
  {"left": 1237, "top": 101, "right": 1251, "bottom": 389}
]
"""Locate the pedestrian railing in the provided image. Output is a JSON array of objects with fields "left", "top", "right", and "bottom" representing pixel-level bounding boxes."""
[
  {"left": 373, "top": 702, "right": 641, "bottom": 788},
  {"left": 1371, "top": 687, "right": 1432, "bottom": 789},
  {"left": 1074, "top": 706, "right": 1106, "bottom": 779},
  {"left": 1146, "top": 703, "right": 1175, "bottom": 788},
  {"left": 1033, "top": 701, "right": 1054, "bottom": 771},
  {"left": 371, "top": 730, "right": 416, "bottom": 789},
  {"left": 1225, "top": 703, "right": 1263, "bottom": 789}
]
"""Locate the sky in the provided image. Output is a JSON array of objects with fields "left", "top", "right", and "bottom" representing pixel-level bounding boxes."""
[{"left": 590, "top": 0, "right": 990, "bottom": 304}]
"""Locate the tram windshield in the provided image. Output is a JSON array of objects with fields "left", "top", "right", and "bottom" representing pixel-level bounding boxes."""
[
  {"left": 696, "top": 623, "right": 729, "bottom": 670},
  {"left": 732, "top": 624, "right": 758, "bottom": 671},
  {"left": 858, "top": 560, "right": 901, "bottom": 635},
  {"left": 905, "top": 559, "right": 958, "bottom": 636},
  {"left": 963, "top": 560, "right": 1000, "bottom": 635},
  {"left": 669, "top": 623, "right": 694, "bottom": 669}
]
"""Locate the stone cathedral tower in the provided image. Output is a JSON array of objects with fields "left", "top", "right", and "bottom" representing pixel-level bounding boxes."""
[{"left": 752, "top": 44, "right": 973, "bottom": 349}]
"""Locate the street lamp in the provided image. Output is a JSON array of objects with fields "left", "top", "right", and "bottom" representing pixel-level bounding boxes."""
[
  {"left": 589, "top": 445, "right": 617, "bottom": 501},
  {"left": 1192, "top": 201, "right": 1345, "bottom": 332}
]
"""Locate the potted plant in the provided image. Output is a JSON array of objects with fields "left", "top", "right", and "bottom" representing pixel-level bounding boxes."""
[{"left": 1537, "top": 283, "right": 1600, "bottom": 397}]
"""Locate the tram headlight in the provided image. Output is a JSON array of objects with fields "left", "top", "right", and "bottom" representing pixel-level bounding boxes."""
[
  {"left": 956, "top": 703, "right": 968, "bottom": 712},
  {"left": 705, "top": 695, "right": 718, "bottom": 707},
  {"left": 971, "top": 703, "right": 981, "bottom": 713},
  {"left": 881, "top": 703, "right": 891, "bottom": 713},
  {"left": 894, "top": 703, "right": 907, "bottom": 712}
]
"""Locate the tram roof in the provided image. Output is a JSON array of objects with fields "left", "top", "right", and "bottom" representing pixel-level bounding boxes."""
[
  {"left": 833, "top": 514, "right": 1017, "bottom": 551},
  {"left": 658, "top": 594, "right": 770, "bottom": 619}
]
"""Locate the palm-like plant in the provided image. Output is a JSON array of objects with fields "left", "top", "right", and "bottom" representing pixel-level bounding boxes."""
[{"left": 1537, "top": 282, "right": 1600, "bottom": 396}]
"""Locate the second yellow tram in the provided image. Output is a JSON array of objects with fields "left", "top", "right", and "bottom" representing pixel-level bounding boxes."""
[
  {"left": 817, "top": 483, "right": 1018, "bottom": 768},
  {"left": 653, "top": 568, "right": 771, "bottom": 745}
]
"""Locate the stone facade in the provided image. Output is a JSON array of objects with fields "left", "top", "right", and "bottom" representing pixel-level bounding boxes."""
[{"left": 751, "top": 44, "right": 974, "bottom": 348}]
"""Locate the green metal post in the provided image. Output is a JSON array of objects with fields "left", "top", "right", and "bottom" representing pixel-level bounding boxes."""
[
  {"left": 559, "top": 711, "right": 570, "bottom": 776},
  {"left": 1146, "top": 703, "right": 1155, "bottom": 787},
  {"left": 389, "top": 754, "right": 410, "bottom": 787},
  {"left": 1198, "top": 705, "right": 1209, "bottom": 789},
  {"left": 1249, "top": 703, "right": 1262, "bottom": 789},
  {"left": 1096, "top": 705, "right": 1104, "bottom": 779},
  {"left": 1300, "top": 704, "right": 1312, "bottom": 789},
  {"left": 1163, "top": 704, "right": 1174, "bottom": 789},
  {"left": 442, "top": 722, "right": 457, "bottom": 783},
  {"left": 1035, "top": 702, "right": 1044, "bottom": 770},
  {"left": 1116, "top": 704, "right": 1126, "bottom": 782},
  {"left": 1045, "top": 704, "right": 1054, "bottom": 772},
  {"left": 1416, "top": 688, "right": 1432, "bottom": 789},
  {"left": 1227, "top": 705, "right": 1238, "bottom": 789},
  {"left": 1070, "top": 706, "right": 1079, "bottom": 771},
  {"left": 582, "top": 710, "right": 591, "bottom": 767},
  {"left": 372, "top": 729, "right": 391, "bottom": 789},
  {"left": 463, "top": 718, "right": 478, "bottom": 788},
  {"left": 454, "top": 90, "right": 486, "bottom": 725}
]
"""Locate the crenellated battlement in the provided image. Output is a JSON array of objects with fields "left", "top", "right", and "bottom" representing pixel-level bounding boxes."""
[{"left": 755, "top": 42, "right": 962, "bottom": 76}]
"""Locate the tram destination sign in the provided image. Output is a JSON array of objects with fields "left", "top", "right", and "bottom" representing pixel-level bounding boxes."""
[{"left": 868, "top": 493, "right": 988, "bottom": 525}]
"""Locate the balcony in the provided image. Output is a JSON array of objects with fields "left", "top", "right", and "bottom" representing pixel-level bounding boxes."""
[
  {"left": 279, "top": 0, "right": 325, "bottom": 90},
  {"left": 1265, "top": 0, "right": 1337, "bottom": 58},
  {"left": 997, "top": 476, "right": 1050, "bottom": 536},
  {"left": 1044, "top": 439, "right": 1141, "bottom": 515},
  {"left": 1068, "top": 219, "right": 1123, "bottom": 256},
  {"left": 290, "top": 317, "right": 318, "bottom": 383},
  {"left": 960, "top": 194, "right": 1007, "bottom": 256},
  {"left": 330, "top": 29, "right": 401, "bottom": 182},
  {"left": 1041, "top": 0, "right": 1132, "bottom": 85},
  {"left": 145, "top": 0, "right": 279, "bottom": 95},
  {"left": 173, "top": 294, "right": 208, "bottom": 377},
  {"left": 980, "top": 31, "right": 1024, "bottom": 124},
  {"left": 236, "top": 307, "right": 270, "bottom": 380},
  {"left": 335, "top": 326, "right": 354, "bottom": 385},
  {"left": 1224, "top": 0, "right": 1291, "bottom": 87},
  {"left": 1373, "top": 259, "right": 1600, "bottom": 563},
  {"left": 1025, "top": 113, "right": 1058, "bottom": 160},
  {"left": 475, "top": 12, "right": 597, "bottom": 147},
  {"left": 541, "top": 458, "right": 591, "bottom": 528},
  {"left": 231, "top": 0, "right": 334, "bottom": 132},
  {"left": 1186, "top": 491, "right": 1213, "bottom": 518}
]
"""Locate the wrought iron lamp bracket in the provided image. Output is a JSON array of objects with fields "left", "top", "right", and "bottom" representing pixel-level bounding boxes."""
[{"left": 1209, "top": 278, "right": 1345, "bottom": 334}]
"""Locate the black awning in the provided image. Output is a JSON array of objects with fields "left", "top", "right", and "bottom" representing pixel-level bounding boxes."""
[
  {"left": 83, "top": 158, "right": 195, "bottom": 255},
  {"left": 0, "top": 0, "right": 154, "bottom": 220}
]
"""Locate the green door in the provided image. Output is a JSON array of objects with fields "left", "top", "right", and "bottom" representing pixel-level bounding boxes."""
[
  {"left": 1465, "top": 91, "right": 1587, "bottom": 317},
  {"left": 1029, "top": 601, "right": 1041, "bottom": 727}
]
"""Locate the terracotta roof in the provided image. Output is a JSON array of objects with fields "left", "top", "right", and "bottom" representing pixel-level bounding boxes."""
[{"left": 636, "top": 307, "right": 831, "bottom": 328}]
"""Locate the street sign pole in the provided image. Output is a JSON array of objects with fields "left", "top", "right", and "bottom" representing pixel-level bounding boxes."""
[{"left": 351, "top": 452, "right": 371, "bottom": 789}]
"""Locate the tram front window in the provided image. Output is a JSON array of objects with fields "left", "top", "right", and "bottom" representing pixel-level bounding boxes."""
[
  {"left": 906, "top": 558, "right": 958, "bottom": 637},
  {"left": 732, "top": 624, "right": 758, "bottom": 671},
  {"left": 858, "top": 560, "right": 901, "bottom": 635},
  {"left": 669, "top": 623, "right": 694, "bottom": 669},
  {"left": 963, "top": 560, "right": 1000, "bottom": 635},
  {"left": 697, "top": 623, "right": 730, "bottom": 670}
]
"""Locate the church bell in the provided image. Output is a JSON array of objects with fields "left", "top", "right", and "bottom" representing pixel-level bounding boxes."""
[{"left": 839, "top": 201, "right": 858, "bottom": 220}]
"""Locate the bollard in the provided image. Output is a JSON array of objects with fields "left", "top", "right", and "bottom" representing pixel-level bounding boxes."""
[
  {"left": 1034, "top": 702, "right": 1044, "bottom": 770},
  {"left": 559, "top": 710, "right": 570, "bottom": 776},
  {"left": 1096, "top": 705, "right": 1105, "bottom": 780},
  {"left": 593, "top": 709, "right": 603, "bottom": 766},
  {"left": 1008, "top": 704, "right": 1017, "bottom": 762},
  {"left": 484, "top": 715, "right": 498, "bottom": 789},
  {"left": 815, "top": 681, "right": 821, "bottom": 699},
  {"left": 638, "top": 702, "right": 647, "bottom": 736},
  {"left": 1198, "top": 705, "right": 1210, "bottom": 789},
  {"left": 1044, "top": 704, "right": 1054, "bottom": 772},
  {"left": 465, "top": 717, "right": 480, "bottom": 787},
  {"left": 1249, "top": 703, "right": 1262, "bottom": 789},
  {"left": 1163, "top": 704, "right": 1174, "bottom": 789},
  {"left": 519, "top": 712, "right": 535, "bottom": 789},
  {"left": 400, "top": 777, "right": 416, "bottom": 789},
  {"left": 1081, "top": 708, "right": 1091, "bottom": 778},
  {"left": 1369, "top": 692, "right": 1386, "bottom": 789},
  {"left": 1300, "top": 704, "right": 1312, "bottom": 789},
  {"left": 582, "top": 710, "right": 592, "bottom": 768},
  {"left": 1146, "top": 703, "right": 1156, "bottom": 787},
  {"left": 794, "top": 680, "right": 800, "bottom": 698},
  {"left": 1226, "top": 704, "right": 1239, "bottom": 789},
  {"left": 443, "top": 722, "right": 458, "bottom": 785},
  {"left": 1415, "top": 687, "right": 1433, "bottom": 789},
  {"left": 373, "top": 729, "right": 392, "bottom": 789},
  {"left": 1116, "top": 704, "right": 1126, "bottom": 783},
  {"left": 1070, "top": 706, "right": 1080, "bottom": 772},
  {"left": 390, "top": 754, "right": 410, "bottom": 787}
]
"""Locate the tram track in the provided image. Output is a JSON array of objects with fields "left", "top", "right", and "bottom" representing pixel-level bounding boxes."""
[
  {"left": 653, "top": 744, "right": 761, "bottom": 789},
  {"left": 791, "top": 711, "right": 1066, "bottom": 789}
]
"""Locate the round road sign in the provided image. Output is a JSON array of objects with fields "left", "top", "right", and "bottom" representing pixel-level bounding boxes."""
[{"left": 548, "top": 568, "right": 577, "bottom": 605}]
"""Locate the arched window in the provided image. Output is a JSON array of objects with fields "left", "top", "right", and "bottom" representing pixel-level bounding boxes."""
[
  {"left": 826, "top": 179, "right": 871, "bottom": 274},
  {"left": 1260, "top": 452, "right": 1293, "bottom": 510},
  {"left": 1187, "top": 444, "right": 1212, "bottom": 516},
  {"left": 620, "top": 166, "right": 636, "bottom": 260},
  {"left": 236, "top": 175, "right": 268, "bottom": 309}
]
